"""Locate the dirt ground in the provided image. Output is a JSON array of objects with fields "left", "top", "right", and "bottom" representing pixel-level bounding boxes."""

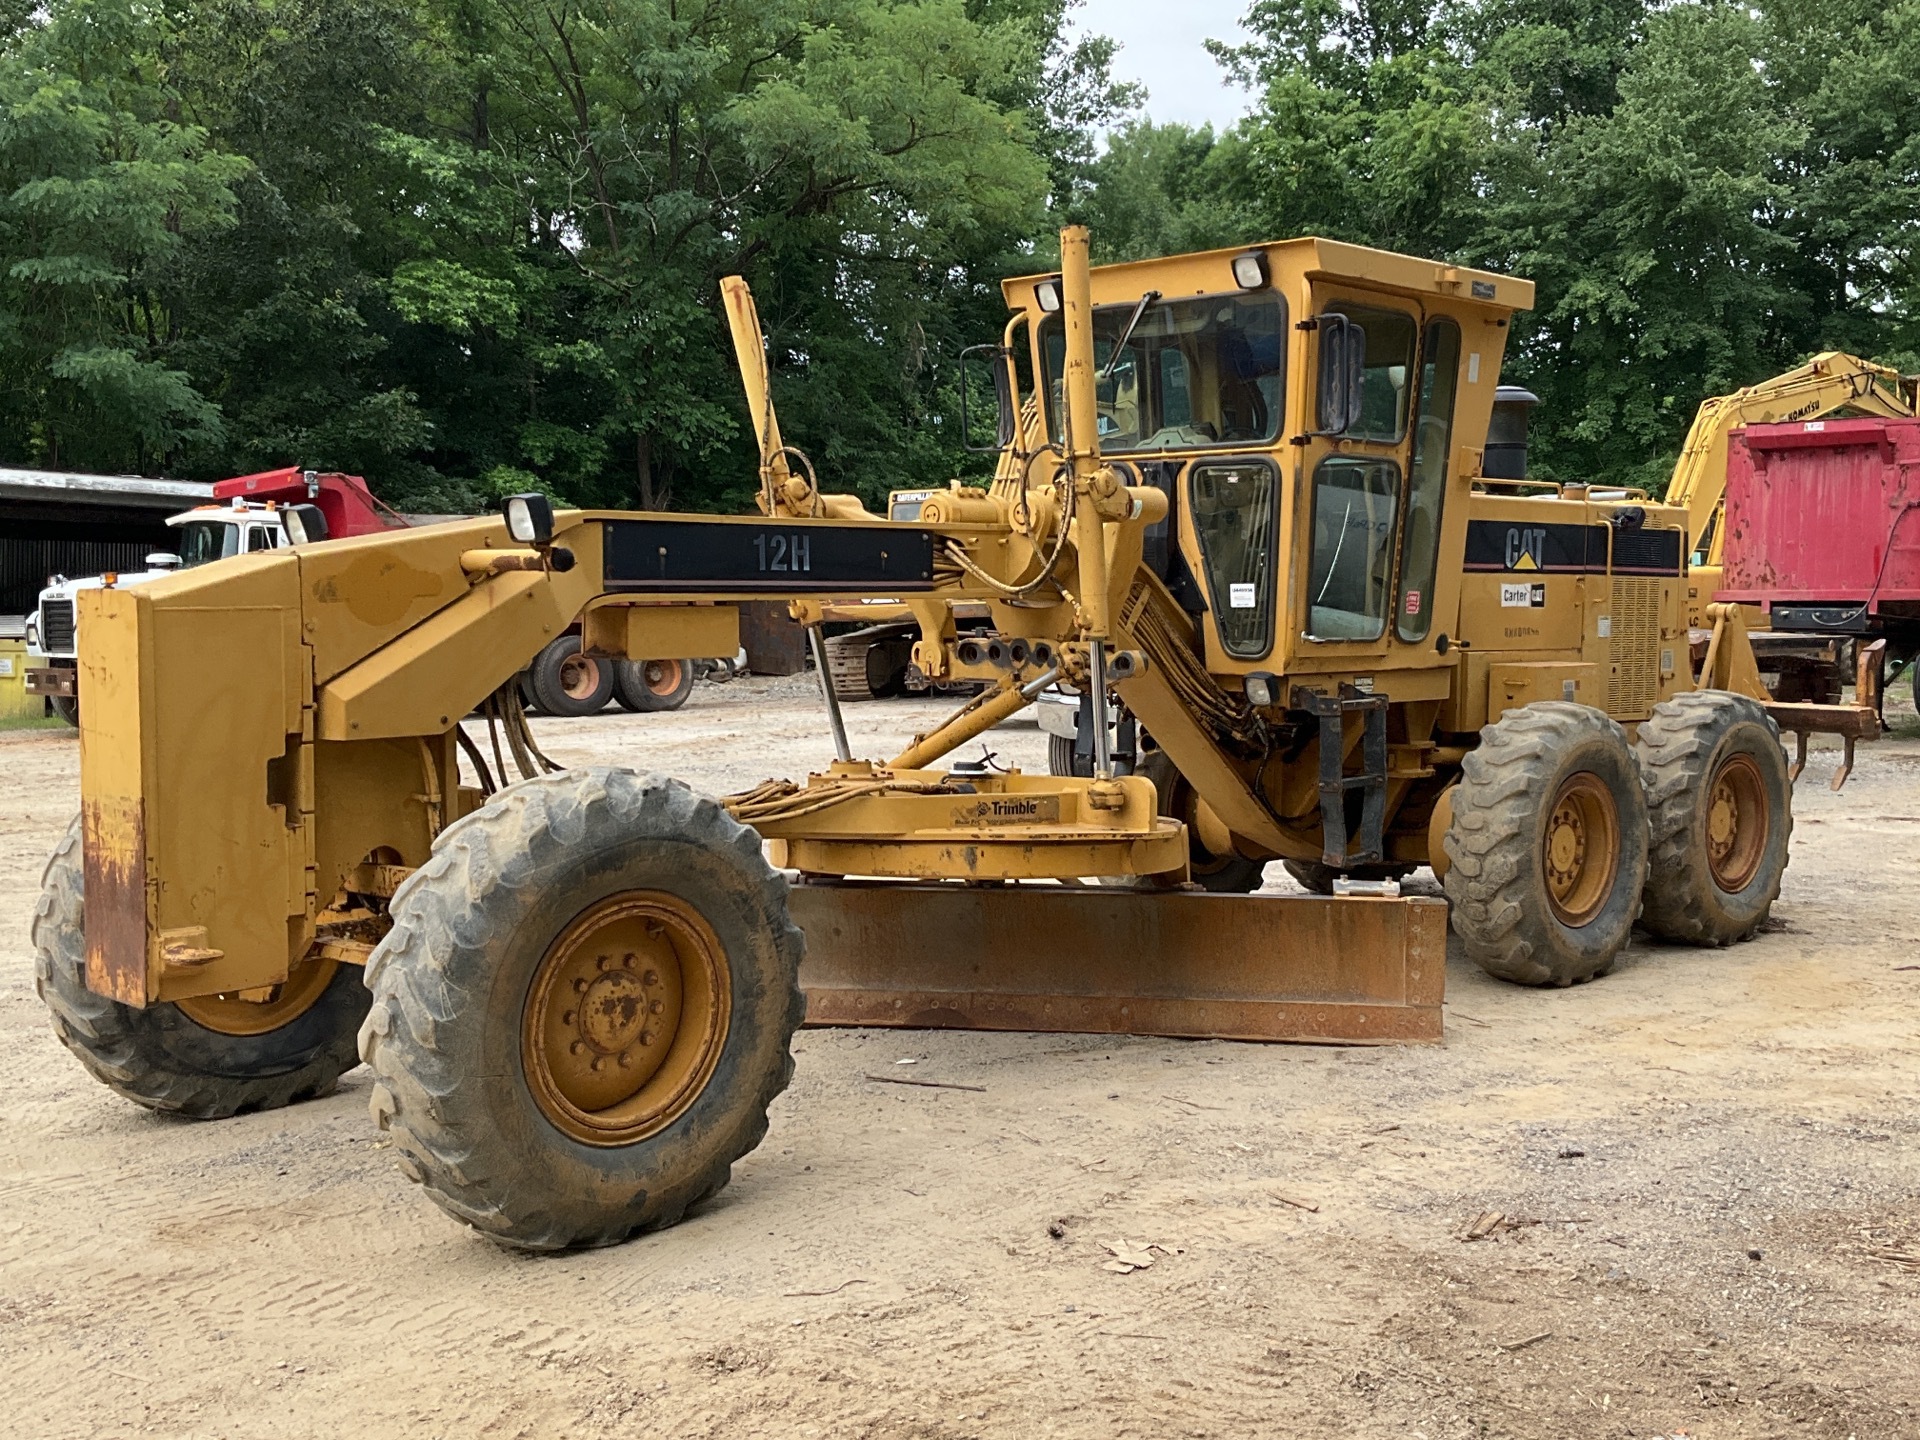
[{"left": 2, "top": 677, "right": 1917, "bottom": 1439}]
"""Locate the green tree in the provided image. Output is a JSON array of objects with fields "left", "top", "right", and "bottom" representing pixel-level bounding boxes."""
[{"left": 0, "top": 0, "right": 248, "bottom": 472}]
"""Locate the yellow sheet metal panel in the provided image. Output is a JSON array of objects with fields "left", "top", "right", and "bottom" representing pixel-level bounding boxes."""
[
  {"left": 78, "top": 585, "right": 152, "bottom": 1004},
  {"left": 581, "top": 603, "right": 740, "bottom": 662},
  {"left": 78, "top": 558, "right": 306, "bottom": 1005},
  {"left": 298, "top": 513, "right": 538, "bottom": 682},
  {"left": 1489, "top": 661, "right": 1600, "bottom": 713},
  {"left": 317, "top": 559, "right": 599, "bottom": 741}
]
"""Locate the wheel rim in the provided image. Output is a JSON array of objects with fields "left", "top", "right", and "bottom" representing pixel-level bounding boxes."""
[
  {"left": 559, "top": 653, "right": 602, "bottom": 701},
  {"left": 1706, "top": 752, "right": 1767, "bottom": 892},
  {"left": 522, "top": 892, "right": 730, "bottom": 1147},
  {"left": 177, "top": 956, "right": 339, "bottom": 1036},
  {"left": 643, "top": 659, "right": 684, "bottom": 696},
  {"left": 1542, "top": 772, "right": 1620, "bottom": 927}
]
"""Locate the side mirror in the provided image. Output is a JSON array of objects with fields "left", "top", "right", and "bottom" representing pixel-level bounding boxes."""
[
  {"left": 504, "top": 492, "right": 554, "bottom": 546},
  {"left": 283, "top": 504, "right": 330, "bottom": 546},
  {"left": 958, "top": 343, "right": 1017, "bottom": 454},
  {"left": 1313, "top": 314, "right": 1368, "bottom": 436}
]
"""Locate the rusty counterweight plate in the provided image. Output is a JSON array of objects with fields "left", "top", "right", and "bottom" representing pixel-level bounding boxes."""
[{"left": 787, "top": 884, "right": 1447, "bottom": 1045}]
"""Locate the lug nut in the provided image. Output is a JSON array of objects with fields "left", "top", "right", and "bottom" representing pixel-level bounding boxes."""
[
  {"left": 572, "top": 977, "right": 588, "bottom": 993},
  {"left": 562, "top": 1009, "right": 576, "bottom": 1025},
  {"left": 639, "top": 1030, "right": 655, "bottom": 1046},
  {"left": 650, "top": 998, "right": 664, "bottom": 1014},
  {"left": 643, "top": 969, "right": 659, "bottom": 986},
  {"left": 569, "top": 1040, "right": 585, "bottom": 1056}
]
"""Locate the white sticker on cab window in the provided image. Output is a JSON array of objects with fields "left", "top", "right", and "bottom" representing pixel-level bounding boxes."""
[{"left": 1229, "top": 583, "right": 1257, "bottom": 609}]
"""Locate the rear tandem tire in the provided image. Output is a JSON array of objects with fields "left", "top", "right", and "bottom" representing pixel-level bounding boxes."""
[
  {"left": 530, "top": 635, "right": 615, "bottom": 717},
  {"left": 613, "top": 657, "right": 696, "bottom": 713},
  {"left": 1443, "top": 702, "right": 1649, "bottom": 987},
  {"left": 33, "top": 815, "right": 368, "bottom": 1117},
  {"left": 358, "top": 768, "right": 806, "bottom": 1251},
  {"left": 1635, "top": 691, "right": 1792, "bottom": 945}
]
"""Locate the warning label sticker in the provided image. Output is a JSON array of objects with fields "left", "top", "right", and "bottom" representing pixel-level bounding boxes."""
[
  {"left": 1501, "top": 582, "right": 1546, "bottom": 608},
  {"left": 1228, "top": 582, "right": 1257, "bottom": 609}
]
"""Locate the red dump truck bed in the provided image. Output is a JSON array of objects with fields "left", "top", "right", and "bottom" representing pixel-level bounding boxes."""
[{"left": 1721, "top": 416, "right": 1920, "bottom": 614}]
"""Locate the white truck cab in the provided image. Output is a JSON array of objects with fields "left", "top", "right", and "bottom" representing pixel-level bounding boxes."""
[{"left": 25, "top": 499, "right": 291, "bottom": 722}]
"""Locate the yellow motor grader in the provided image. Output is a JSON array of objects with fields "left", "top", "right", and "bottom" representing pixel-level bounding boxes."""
[{"left": 34, "top": 227, "right": 1855, "bottom": 1250}]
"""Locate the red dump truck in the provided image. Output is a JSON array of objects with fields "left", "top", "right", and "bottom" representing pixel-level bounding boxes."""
[{"left": 1720, "top": 415, "right": 1920, "bottom": 713}]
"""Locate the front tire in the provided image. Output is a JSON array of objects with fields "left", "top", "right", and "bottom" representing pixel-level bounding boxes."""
[
  {"left": 1443, "top": 703, "right": 1649, "bottom": 986},
  {"left": 33, "top": 816, "right": 367, "bottom": 1117},
  {"left": 1139, "top": 750, "right": 1266, "bottom": 893},
  {"left": 359, "top": 769, "right": 805, "bottom": 1251},
  {"left": 1636, "top": 691, "right": 1791, "bottom": 945}
]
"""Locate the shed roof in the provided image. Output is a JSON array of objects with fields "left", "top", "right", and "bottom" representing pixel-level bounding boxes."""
[{"left": 0, "top": 467, "right": 213, "bottom": 510}]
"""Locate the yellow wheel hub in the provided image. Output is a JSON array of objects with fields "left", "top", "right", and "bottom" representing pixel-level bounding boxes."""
[
  {"left": 1542, "top": 772, "right": 1620, "bottom": 928},
  {"left": 177, "top": 956, "right": 338, "bottom": 1036},
  {"left": 522, "top": 892, "right": 730, "bottom": 1147},
  {"left": 1705, "top": 753, "right": 1766, "bottom": 892}
]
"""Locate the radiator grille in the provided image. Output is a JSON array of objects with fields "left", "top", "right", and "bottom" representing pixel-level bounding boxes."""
[
  {"left": 1608, "top": 577, "right": 1660, "bottom": 716},
  {"left": 39, "top": 597, "right": 76, "bottom": 655}
]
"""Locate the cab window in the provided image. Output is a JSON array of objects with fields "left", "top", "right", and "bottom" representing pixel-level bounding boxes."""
[
  {"left": 1306, "top": 458, "right": 1400, "bottom": 641},
  {"left": 246, "top": 525, "right": 276, "bottom": 552},
  {"left": 1324, "top": 303, "right": 1417, "bottom": 443},
  {"left": 175, "top": 520, "right": 240, "bottom": 567},
  {"left": 1189, "top": 459, "right": 1279, "bottom": 658},
  {"left": 1397, "top": 319, "right": 1462, "bottom": 642},
  {"left": 1040, "top": 292, "right": 1285, "bottom": 453}
]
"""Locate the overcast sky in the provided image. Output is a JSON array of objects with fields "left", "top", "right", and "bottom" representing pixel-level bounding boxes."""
[{"left": 1072, "top": 0, "right": 1256, "bottom": 132}]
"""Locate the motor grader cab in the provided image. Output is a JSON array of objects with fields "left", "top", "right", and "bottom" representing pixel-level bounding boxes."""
[{"left": 38, "top": 227, "right": 1836, "bottom": 1251}]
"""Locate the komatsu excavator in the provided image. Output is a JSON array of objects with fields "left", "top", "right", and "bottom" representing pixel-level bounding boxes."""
[{"left": 35, "top": 227, "right": 1853, "bottom": 1250}]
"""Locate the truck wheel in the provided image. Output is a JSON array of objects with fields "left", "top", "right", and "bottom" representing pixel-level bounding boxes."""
[
  {"left": 1139, "top": 751, "right": 1265, "bottom": 893},
  {"left": 1048, "top": 733, "right": 1090, "bottom": 778},
  {"left": 1636, "top": 692, "right": 1791, "bottom": 945},
  {"left": 1443, "top": 703, "right": 1648, "bottom": 986},
  {"left": 1280, "top": 859, "right": 1415, "bottom": 894},
  {"left": 51, "top": 695, "right": 79, "bottom": 726},
  {"left": 359, "top": 769, "right": 805, "bottom": 1251},
  {"left": 32, "top": 816, "right": 367, "bottom": 1117},
  {"left": 530, "top": 635, "right": 614, "bottom": 717},
  {"left": 613, "top": 658, "right": 696, "bottom": 713}
]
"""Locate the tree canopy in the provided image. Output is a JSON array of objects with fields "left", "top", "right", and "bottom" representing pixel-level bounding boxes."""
[{"left": 0, "top": 0, "right": 1914, "bottom": 503}]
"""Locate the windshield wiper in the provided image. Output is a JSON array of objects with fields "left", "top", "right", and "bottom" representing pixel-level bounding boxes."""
[{"left": 1100, "top": 290, "right": 1161, "bottom": 381}]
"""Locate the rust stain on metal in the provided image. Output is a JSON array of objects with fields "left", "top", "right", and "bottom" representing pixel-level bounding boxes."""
[
  {"left": 788, "top": 885, "right": 1446, "bottom": 1045},
  {"left": 82, "top": 798, "right": 151, "bottom": 1006}
]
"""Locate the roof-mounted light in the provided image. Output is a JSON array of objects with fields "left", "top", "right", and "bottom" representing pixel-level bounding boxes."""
[
  {"left": 1231, "top": 251, "right": 1270, "bottom": 290},
  {"left": 1034, "top": 278, "right": 1061, "bottom": 313}
]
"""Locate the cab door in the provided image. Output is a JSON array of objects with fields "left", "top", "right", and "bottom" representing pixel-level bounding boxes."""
[{"left": 1291, "top": 292, "right": 1423, "bottom": 667}]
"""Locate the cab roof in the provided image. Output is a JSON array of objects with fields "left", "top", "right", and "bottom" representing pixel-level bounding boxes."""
[{"left": 1003, "top": 237, "right": 1534, "bottom": 315}]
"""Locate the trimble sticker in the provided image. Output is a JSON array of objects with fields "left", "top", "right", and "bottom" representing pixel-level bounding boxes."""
[
  {"left": 952, "top": 795, "right": 1062, "bottom": 827},
  {"left": 1500, "top": 582, "right": 1546, "bottom": 608}
]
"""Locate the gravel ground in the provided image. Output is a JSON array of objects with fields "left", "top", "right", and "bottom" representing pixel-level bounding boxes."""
[{"left": 1, "top": 675, "right": 1916, "bottom": 1439}]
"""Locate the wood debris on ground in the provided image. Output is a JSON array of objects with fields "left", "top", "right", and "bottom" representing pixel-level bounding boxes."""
[{"left": 1101, "top": 1239, "right": 1183, "bottom": 1274}]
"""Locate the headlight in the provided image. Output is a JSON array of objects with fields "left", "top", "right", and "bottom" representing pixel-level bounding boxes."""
[{"left": 504, "top": 493, "right": 554, "bottom": 545}]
